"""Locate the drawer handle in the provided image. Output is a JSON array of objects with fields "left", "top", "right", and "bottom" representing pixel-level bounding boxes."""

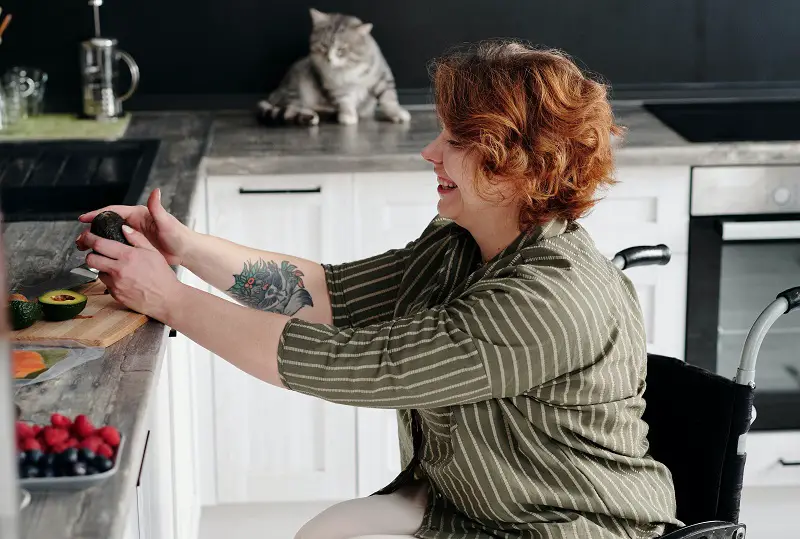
[
  {"left": 137, "top": 430, "right": 151, "bottom": 487},
  {"left": 779, "top": 458, "right": 800, "bottom": 467},
  {"left": 238, "top": 187, "right": 321, "bottom": 195}
]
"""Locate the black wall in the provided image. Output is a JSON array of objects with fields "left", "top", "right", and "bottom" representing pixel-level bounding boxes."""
[{"left": 1, "top": 0, "right": 799, "bottom": 111}]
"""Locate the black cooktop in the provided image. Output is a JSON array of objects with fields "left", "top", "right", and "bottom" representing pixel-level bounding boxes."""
[
  {"left": 0, "top": 139, "right": 160, "bottom": 222},
  {"left": 643, "top": 100, "right": 800, "bottom": 143}
]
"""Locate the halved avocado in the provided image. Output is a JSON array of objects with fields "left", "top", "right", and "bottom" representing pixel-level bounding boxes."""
[
  {"left": 8, "top": 294, "right": 43, "bottom": 330},
  {"left": 38, "top": 290, "right": 88, "bottom": 321}
]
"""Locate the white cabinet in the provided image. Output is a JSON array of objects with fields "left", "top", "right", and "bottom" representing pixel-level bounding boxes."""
[
  {"left": 580, "top": 166, "right": 691, "bottom": 359},
  {"left": 351, "top": 171, "right": 437, "bottom": 495},
  {"left": 205, "top": 174, "right": 358, "bottom": 503},
  {"left": 196, "top": 166, "right": 693, "bottom": 504},
  {"left": 353, "top": 171, "right": 439, "bottom": 257}
]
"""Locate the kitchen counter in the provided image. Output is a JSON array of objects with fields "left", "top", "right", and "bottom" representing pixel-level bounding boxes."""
[
  {"left": 204, "top": 104, "right": 800, "bottom": 175},
  {"left": 7, "top": 111, "right": 213, "bottom": 539},
  {"left": 7, "top": 101, "right": 800, "bottom": 539}
]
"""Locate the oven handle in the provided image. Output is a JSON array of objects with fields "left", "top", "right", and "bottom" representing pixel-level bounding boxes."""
[{"left": 722, "top": 220, "right": 800, "bottom": 241}]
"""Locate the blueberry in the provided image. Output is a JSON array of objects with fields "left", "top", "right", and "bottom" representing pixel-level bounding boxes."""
[
  {"left": 20, "top": 465, "right": 39, "bottom": 479},
  {"left": 70, "top": 462, "right": 88, "bottom": 477},
  {"left": 86, "top": 466, "right": 99, "bottom": 475},
  {"left": 18, "top": 451, "right": 26, "bottom": 466},
  {"left": 59, "top": 448, "right": 79, "bottom": 466},
  {"left": 41, "top": 467, "right": 56, "bottom": 478},
  {"left": 92, "top": 456, "right": 113, "bottom": 473},
  {"left": 77, "top": 448, "right": 95, "bottom": 462},
  {"left": 25, "top": 449, "right": 44, "bottom": 466},
  {"left": 42, "top": 453, "right": 57, "bottom": 468}
]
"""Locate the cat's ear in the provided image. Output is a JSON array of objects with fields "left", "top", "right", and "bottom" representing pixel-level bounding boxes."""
[
  {"left": 309, "top": 8, "right": 330, "bottom": 26},
  {"left": 356, "top": 22, "right": 373, "bottom": 35}
]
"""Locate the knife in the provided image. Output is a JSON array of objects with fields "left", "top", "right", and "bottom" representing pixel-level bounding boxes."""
[{"left": 14, "top": 263, "right": 100, "bottom": 299}]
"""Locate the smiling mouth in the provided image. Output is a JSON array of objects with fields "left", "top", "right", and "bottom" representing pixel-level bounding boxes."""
[{"left": 437, "top": 176, "right": 458, "bottom": 193}]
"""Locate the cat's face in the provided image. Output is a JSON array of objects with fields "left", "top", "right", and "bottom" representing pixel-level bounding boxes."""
[{"left": 309, "top": 8, "right": 374, "bottom": 70}]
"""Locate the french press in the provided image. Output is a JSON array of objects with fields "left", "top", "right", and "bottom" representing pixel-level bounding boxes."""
[{"left": 80, "top": 0, "right": 139, "bottom": 120}]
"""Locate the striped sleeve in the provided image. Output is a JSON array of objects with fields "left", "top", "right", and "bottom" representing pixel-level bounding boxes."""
[
  {"left": 323, "top": 243, "right": 414, "bottom": 328},
  {"left": 277, "top": 276, "right": 599, "bottom": 408}
]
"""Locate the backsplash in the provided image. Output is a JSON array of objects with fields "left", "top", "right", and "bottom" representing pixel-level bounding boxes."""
[{"left": 0, "top": 0, "right": 799, "bottom": 112}]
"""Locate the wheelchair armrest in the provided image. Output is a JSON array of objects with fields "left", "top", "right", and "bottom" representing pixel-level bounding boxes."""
[{"left": 660, "top": 521, "right": 745, "bottom": 539}]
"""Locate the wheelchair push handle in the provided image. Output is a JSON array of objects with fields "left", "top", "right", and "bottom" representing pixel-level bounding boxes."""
[
  {"left": 611, "top": 244, "right": 671, "bottom": 270},
  {"left": 736, "top": 285, "right": 800, "bottom": 386},
  {"left": 777, "top": 286, "right": 800, "bottom": 314}
]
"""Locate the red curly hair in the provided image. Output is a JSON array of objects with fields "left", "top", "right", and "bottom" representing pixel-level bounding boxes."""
[{"left": 431, "top": 41, "right": 624, "bottom": 230}]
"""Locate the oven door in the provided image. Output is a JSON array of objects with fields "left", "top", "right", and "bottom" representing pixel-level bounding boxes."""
[{"left": 687, "top": 215, "right": 800, "bottom": 430}]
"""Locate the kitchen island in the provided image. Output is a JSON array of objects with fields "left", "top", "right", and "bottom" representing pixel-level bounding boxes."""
[
  {"left": 8, "top": 112, "right": 212, "bottom": 539},
  {"left": 8, "top": 104, "right": 800, "bottom": 539}
]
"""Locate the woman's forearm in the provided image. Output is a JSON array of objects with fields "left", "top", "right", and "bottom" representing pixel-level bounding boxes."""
[
  {"left": 167, "top": 283, "right": 287, "bottom": 387},
  {"left": 181, "top": 231, "right": 333, "bottom": 324}
]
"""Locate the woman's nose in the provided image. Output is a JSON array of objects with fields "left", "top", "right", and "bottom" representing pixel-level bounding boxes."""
[{"left": 421, "top": 136, "right": 443, "bottom": 164}]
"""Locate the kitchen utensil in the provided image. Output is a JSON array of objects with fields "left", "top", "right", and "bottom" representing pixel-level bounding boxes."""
[
  {"left": 2, "top": 67, "right": 47, "bottom": 119},
  {"left": 15, "top": 263, "right": 98, "bottom": 299},
  {"left": 0, "top": 13, "right": 12, "bottom": 45},
  {"left": 80, "top": 37, "right": 139, "bottom": 120},
  {"left": 0, "top": 74, "right": 23, "bottom": 125},
  {"left": 11, "top": 280, "right": 148, "bottom": 347}
]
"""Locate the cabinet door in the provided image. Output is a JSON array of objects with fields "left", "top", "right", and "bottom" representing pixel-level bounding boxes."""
[
  {"left": 356, "top": 409, "right": 403, "bottom": 497},
  {"left": 623, "top": 254, "right": 687, "bottom": 359},
  {"left": 579, "top": 166, "right": 691, "bottom": 255},
  {"left": 579, "top": 166, "right": 690, "bottom": 358},
  {"left": 353, "top": 171, "right": 439, "bottom": 257},
  {"left": 207, "top": 174, "right": 357, "bottom": 503},
  {"left": 351, "top": 172, "right": 437, "bottom": 495}
]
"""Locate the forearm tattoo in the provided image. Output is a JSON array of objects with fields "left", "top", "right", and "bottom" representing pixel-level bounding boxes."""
[{"left": 227, "top": 259, "right": 314, "bottom": 315}]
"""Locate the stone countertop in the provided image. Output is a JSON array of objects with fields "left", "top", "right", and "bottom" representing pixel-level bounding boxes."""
[
  {"left": 7, "top": 111, "right": 213, "bottom": 539},
  {"left": 204, "top": 105, "right": 800, "bottom": 175}
]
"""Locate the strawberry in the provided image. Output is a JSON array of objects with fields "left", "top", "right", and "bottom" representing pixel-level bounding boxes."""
[
  {"left": 15, "top": 421, "right": 34, "bottom": 440},
  {"left": 21, "top": 438, "right": 42, "bottom": 452},
  {"left": 96, "top": 443, "right": 114, "bottom": 459},
  {"left": 51, "top": 442, "right": 67, "bottom": 454},
  {"left": 42, "top": 426, "right": 69, "bottom": 448},
  {"left": 72, "top": 415, "right": 95, "bottom": 439},
  {"left": 32, "top": 424, "right": 43, "bottom": 436},
  {"left": 97, "top": 426, "right": 121, "bottom": 448},
  {"left": 65, "top": 438, "right": 80, "bottom": 449},
  {"left": 81, "top": 436, "right": 103, "bottom": 453},
  {"left": 51, "top": 413, "right": 72, "bottom": 429}
]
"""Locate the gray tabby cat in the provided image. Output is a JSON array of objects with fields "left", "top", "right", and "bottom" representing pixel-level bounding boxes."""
[{"left": 256, "top": 8, "right": 410, "bottom": 127}]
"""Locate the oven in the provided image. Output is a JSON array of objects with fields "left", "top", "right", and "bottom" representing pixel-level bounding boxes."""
[{"left": 686, "top": 165, "right": 800, "bottom": 431}]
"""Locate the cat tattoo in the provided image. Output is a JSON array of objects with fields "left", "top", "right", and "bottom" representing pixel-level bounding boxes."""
[{"left": 227, "top": 259, "right": 313, "bottom": 316}]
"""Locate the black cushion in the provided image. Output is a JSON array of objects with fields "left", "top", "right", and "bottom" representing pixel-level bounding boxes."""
[{"left": 642, "top": 354, "right": 753, "bottom": 526}]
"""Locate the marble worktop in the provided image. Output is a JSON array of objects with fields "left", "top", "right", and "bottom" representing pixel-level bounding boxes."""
[{"left": 203, "top": 104, "right": 800, "bottom": 176}]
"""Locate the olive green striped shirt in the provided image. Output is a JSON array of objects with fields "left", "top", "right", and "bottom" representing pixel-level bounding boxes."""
[{"left": 277, "top": 217, "right": 681, "bottom": 539}]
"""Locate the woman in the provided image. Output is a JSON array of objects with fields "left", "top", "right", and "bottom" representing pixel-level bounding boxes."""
[{"left": 77, "top": 41, "right": 680, "bottom": 539}]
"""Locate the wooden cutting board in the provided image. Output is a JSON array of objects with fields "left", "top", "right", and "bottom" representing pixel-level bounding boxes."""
[{"left": 11, "top": 280, "right": 149, "bottom": 347}]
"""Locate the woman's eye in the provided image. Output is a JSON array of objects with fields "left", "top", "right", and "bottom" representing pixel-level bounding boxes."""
[{"left": 446, "top": 139, "right": 460, "bottom": 147}]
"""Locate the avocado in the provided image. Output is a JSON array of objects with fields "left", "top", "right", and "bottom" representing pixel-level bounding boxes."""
[
  {"left": 38, "top": 290, "right": 88, "bottom": 321},
  {"left": 8, "top": 294, "right": 43, "bottom": 330},
  {"left": 90, "top": 211, "right": 131, "bottom": 246}
]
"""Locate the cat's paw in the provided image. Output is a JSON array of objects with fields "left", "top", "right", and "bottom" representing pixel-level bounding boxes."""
[
  {"left": 297, "top": 111, "right": 320, "bottom": 127},
  {"left": 337, "top": 110, "right": 359, "bottom": 125},
  {"left": 384, "top": 107, "right": 411, "bottom": 124}
]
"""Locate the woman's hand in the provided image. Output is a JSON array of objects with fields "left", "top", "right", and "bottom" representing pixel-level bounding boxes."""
[
  {"left": 77, "top": 188, "right": 190, "bottom": 266},
  {"left": 82, "top": 225, "right": 184, "bottom": 323}
]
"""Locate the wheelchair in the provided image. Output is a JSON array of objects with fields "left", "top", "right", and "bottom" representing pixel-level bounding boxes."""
[{"left": 612, "top": 245, "right": 800, "bottom": 539}]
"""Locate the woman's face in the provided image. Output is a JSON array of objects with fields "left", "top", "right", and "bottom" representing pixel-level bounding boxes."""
[{"left": 421, "top": 129, "right": 516, "bottom": 228}]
